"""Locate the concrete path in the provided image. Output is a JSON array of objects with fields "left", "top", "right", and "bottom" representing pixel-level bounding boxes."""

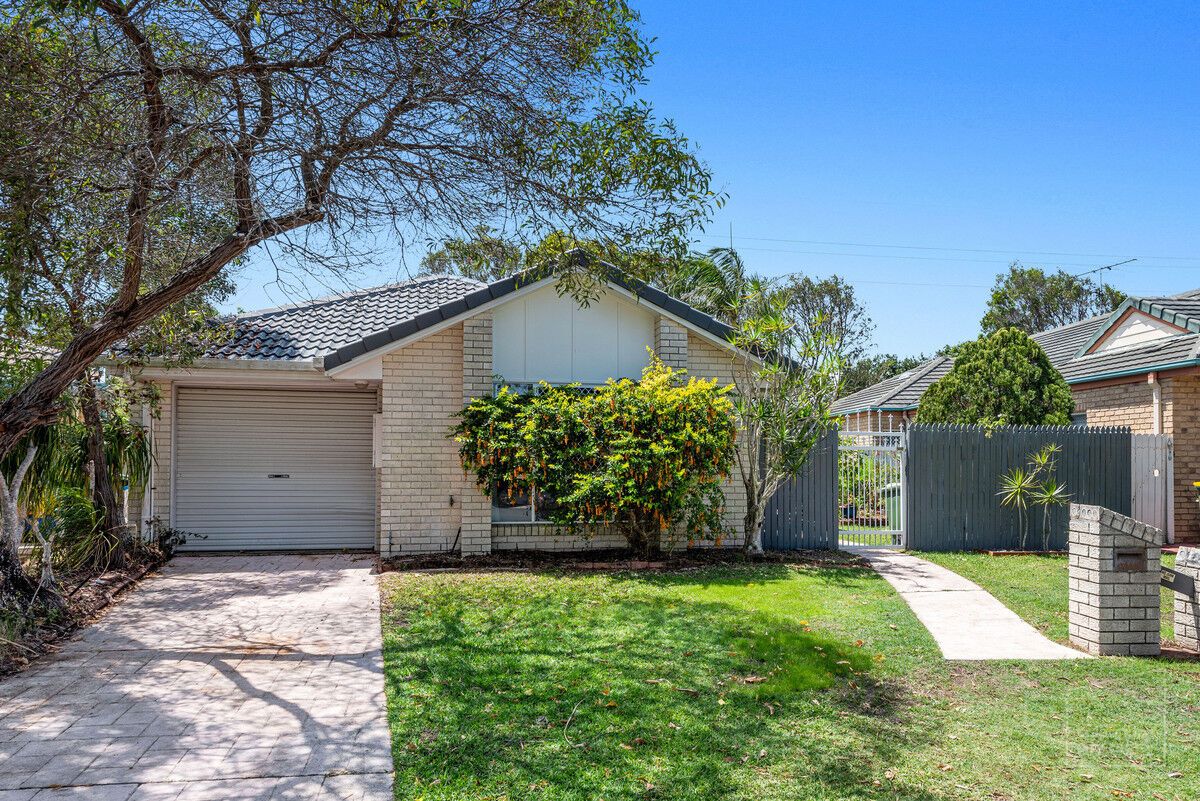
[
  {"left": 856, "top": 548, "right": 1088, "bottom": 660},
  {"left": 0, "top": 554, "right": 393, "bottom": 800}
]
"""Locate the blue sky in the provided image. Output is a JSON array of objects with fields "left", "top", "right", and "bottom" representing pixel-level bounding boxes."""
[{"left": 228, "top": 1, "right": 1200, "bottom": 357}]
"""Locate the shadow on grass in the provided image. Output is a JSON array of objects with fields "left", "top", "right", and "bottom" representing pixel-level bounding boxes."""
[{"left": 382, "top": 568, "right": 943, "bottom": 800}]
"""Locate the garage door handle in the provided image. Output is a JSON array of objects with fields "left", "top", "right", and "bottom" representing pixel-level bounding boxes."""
[{"left": 267, "top": 474, "right": 291, "bottom": 479}]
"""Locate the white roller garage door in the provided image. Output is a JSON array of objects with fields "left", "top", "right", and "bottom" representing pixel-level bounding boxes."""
[{"left": 173, "top": 387, "right": 377, "bottom": 551}]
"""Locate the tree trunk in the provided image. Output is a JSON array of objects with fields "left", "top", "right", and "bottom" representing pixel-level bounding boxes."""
[
  {"left": 743, "top": 502, "right": 765, "bottom": 555},
  {"left": 0, "top": 444, "right": 38, "bottom": 598},
  {"left": 80, "top": 376, "right": 126, "bottom": 569}
]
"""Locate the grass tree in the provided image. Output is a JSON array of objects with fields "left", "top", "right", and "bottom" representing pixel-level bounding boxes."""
[{"left": 726, "top": 284, "right": 842, "bottom": 554}]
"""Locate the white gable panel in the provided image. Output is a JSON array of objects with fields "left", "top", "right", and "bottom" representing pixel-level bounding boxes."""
[
  {"left": 1095, "top": 312, "right": 1180, "bottom": 353},
  {"left": 492, "top": 298, "right": 527, "bottom": 380},
  {"left": 493, "top": 284, "right": 655, "bottom": 385},
  {"left": 524, "top": 290, "right": 575, "bottom": 383},
  {"left": 618, "top": 302, "right": 655, "bottom": 378}
]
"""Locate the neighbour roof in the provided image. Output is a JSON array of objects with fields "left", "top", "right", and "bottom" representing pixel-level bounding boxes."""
[
  {"left": 831, "top": 356, "right": 951, "bottom": 415},
  {"left": 188, "top": 254, "right": 739, "bottom": 370},
  {"left": 832, "top": 289, "right": 1200, "bottom": 416}
]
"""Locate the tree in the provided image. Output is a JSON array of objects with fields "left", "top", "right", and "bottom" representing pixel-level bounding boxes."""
[
  {"left": 981, "top": 264, "right": 1126, "bottom": 335},
  {"left": 453, "top": 361, "right": 736, "bottom": 558},
  {"left": 840, "top": 353, "right": 929, "bottom": 396},
  {"left": 727, "top": 283, "right": 843, "bottom": 553},
  {"left": 918, "top": 328, "right": 1074, "bottom": 426},
  {"left": 781, "top": 275, "right": 874, "bottom": 366},
  {"left": 0, "top": 0, "right": 718, "bottom": 462}
]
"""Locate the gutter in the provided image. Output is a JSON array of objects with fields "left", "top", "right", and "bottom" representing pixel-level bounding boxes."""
[{"left": 1065, "top": 358, "right": 1200, "bottom": 385}]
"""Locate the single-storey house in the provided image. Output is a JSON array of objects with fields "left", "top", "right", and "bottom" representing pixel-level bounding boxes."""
[
  {"left": 832, "top": 289, "right": 1200, "bottom": 543},
  {"left": 120, "top": 264, "right": 749, "bottom": 556}
]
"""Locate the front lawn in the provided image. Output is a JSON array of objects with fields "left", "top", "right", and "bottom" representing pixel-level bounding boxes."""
[
  {"left": 917, "top": 551, "right": 1179, "bottom": 643},
  {"left": 380, "top": 561, "right": 1200, "bottom": 800}
]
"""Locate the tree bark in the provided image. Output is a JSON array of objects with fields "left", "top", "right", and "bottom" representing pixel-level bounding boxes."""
[
  {"left": 80, "top": 375, "right": 126, "bottom": 568},
  {"left": 0, "top": 444, "right": 38, "bottom": 598},
  {"left": 0, "top": 217, "right": 317, "bottom": 462}
]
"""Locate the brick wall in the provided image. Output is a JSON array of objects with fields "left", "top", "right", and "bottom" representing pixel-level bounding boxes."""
[
  {"left": 687, "top": 332, "right": 748, "bottom": 547},
  {"left": 655, "top": 317, "right": 688, "bottom": 369},
  {"left": 1072, "top": 380, "right": 1157, "bottom": 432},
  {"left": 1165, "top": 375, "right": 1200, "bottom": 542},
  {"left": 148, "top": 381, "right": 173, "bottom": 531},
  {"left": 461, "top": 314, "right": 494, "bottom": 555},
  {"left": 839, "top": 410, "right": 912, "bottom": 432},
  {"left": 380, "top": 325, "right": 465, "bottom": 556}
]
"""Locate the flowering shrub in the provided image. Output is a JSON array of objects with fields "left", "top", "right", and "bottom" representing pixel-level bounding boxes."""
[{"left": 452, "top": 359, "right": 737, "bottom": 557}]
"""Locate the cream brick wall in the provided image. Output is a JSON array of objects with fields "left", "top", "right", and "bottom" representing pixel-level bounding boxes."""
[
  {"left": 461, "top": 314, "right": 494, "bottom": 555},
  {"left": 655, "top": 317, "right": 688, "bottom": 369},
  {"left": 687, "top": 332, "right": 748, "bottom": 547},
  {"left": 149, "top": 381, "right": 173, "bottom": 531},
  {"left": 380, "top": 325, "right": 465, "bottom": 556}
]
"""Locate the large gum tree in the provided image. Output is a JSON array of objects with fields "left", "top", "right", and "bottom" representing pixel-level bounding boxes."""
[
  {"left": 0, "top": 0, "right": 717, "bottom": 591},
  {"left": 0, "top": 0, "right": 719, "bottom": 460}
]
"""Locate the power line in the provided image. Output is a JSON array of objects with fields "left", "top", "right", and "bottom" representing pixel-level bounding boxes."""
[
  {"left": 695, "top": 232, "right": 1200, "bottom": 263},
  {"left": 718, "top": 243, "right": 1199, "bottom": 272}
]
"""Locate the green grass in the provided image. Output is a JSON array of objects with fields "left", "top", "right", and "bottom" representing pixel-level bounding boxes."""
[
  {"left": 380, "top": 561, "right": 1200, "bottom": 800},
  {"left": 917, "top": 551, "right": 1179, "bottom": 643}
]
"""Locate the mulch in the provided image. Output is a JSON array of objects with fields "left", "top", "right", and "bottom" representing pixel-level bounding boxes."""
[
  {"left": 0, "top": 553, "right": 165, "bottom": 678},
  {"left": 380, "top": 547, "right": 868, "bottom": 574}
]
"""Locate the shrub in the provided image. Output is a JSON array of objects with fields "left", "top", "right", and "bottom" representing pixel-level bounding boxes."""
[
  {"left": 452, "top": 360, "right": 737, "bottom": 557},
  {"left": 918, "top": 328, "right": 1073, "bottom": 426}
]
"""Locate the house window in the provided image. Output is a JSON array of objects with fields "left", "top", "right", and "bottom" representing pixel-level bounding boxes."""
[
  {"left": 1072, "top": 411, "right": 1088, "bottom": 427},
  {"left": 492, "top": 483, "right": 563, "bottom": 524},
  {"left": 488, "top": 380, "right": 598, "bottom": 524}
]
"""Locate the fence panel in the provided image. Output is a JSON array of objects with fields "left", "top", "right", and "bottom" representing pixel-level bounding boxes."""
[
  {"left": 763, "top": 429, "right": 838, "bottom": 550},
  {"left": 1131, "top": 434, "right": 1172, "bottom": 537},
  {"left": 906, "top": 424, "right": 1131, "bottom": 552}
]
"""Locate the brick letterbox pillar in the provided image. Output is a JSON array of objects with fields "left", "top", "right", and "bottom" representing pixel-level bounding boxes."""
[
  {"left": 1068, "top": 504, "right": 1164, "bottom": 656},
  {"left": 1174, "top": 547, "right": 1200, "bottom": 651}
]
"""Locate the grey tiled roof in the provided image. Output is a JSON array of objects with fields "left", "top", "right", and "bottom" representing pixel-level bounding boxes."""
[
  {"left": 831, "top": 356, "right": 952, "bottom": 415},
  {"left": 197, "top": 254, "right": 740, "bottom": 369},
  {"left": 833, "top": 288, "right": 1200, "bottom": 415},
  {"left": 208, "top": 276, "right": 486, "bottom": 361}
]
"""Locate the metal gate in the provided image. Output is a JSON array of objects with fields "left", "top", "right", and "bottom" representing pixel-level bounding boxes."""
[{"left": 838, "top": 430, "right": 905, "bottom": 548}]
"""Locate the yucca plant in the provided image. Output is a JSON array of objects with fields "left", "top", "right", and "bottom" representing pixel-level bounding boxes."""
[
  {"left": 1032, "top": 478, "right": 1072, "bottom": 551},
  {"left": 998, "top": 466, "right": 1038, "bottom": 550},
  {"left": 997, "top": 443, "right": 1069, "bottom": 551}
]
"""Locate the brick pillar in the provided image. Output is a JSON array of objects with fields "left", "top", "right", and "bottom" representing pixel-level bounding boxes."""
[
  {"left": 1068, "top": 504, "right": 1164, "bottom": 656},
  {"left": 1174, "top": 547, "right": 1200, "bottom": 651},
  {"left": 461, "top": 313, "right": 494, "bottom": 555},
  {"left": 655, "top": 317, "right": 688, "bottom": 370}
]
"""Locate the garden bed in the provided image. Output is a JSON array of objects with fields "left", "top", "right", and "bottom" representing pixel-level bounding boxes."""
[
  {"left": 380, "top": 546, "right": 867, "bottom": 574},
  {"left": 0, "top": 551, "right": 167, "bottom": 677}
]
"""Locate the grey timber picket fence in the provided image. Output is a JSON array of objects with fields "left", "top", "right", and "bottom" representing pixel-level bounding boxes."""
[
  {"left": 905, "top": 423, "right": 1132, "bottom": 552},
  {"left": 762, "top": 429, "right": 839, "bottom": 550}
]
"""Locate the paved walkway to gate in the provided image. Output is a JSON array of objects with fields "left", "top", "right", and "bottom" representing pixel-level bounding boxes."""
[
  {"left": 0, "top": 554, "right": 393, "bottom": 800},
  {"left": 856, "top": 548, "right": 1088, "bottom": 660}
]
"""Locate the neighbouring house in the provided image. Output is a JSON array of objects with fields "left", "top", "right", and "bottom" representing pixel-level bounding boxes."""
[
  {"left": 832, "top": 289, "right": 1200, "bottom": 543},
  {"left": 116, "top": 264, "right": 749, "bottom": 556}
]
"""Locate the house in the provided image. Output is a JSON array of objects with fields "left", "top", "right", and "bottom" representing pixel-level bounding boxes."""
[
  {"left": 832, "top": 289, "right": 1200, "bottom": 542},
  {"left": 120, "top": 264, "right": 749, "bottom": 556}
]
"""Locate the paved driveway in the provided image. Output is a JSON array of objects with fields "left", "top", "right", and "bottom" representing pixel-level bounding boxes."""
[{"left": 0, "top": 555, "right": 393, "bottom": 800}]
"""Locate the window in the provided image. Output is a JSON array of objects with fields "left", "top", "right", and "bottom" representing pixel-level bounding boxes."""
[
  {"left": 1071, "top": 411, "right": 1088, "bottom": 427},
  {"left": 491, "top": 482, "right": 562, "bottom": 524}
]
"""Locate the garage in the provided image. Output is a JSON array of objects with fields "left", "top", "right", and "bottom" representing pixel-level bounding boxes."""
[{"left": 172, "top": 387, "right": 377, "bottom": 551}]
